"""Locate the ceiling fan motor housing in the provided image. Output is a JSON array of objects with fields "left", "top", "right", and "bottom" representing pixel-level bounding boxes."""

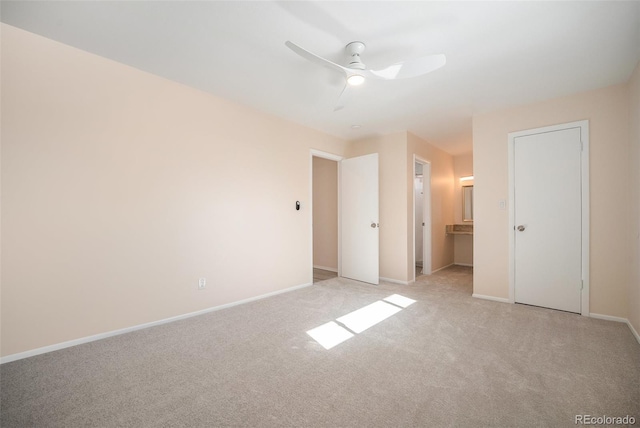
[{"left": 346, "top": 41, "right": 366, "bottom": 70}]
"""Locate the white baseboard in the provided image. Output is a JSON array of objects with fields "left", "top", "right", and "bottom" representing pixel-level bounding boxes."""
[
  {"left": 454, "top": 263, "right": 473, "bottom": 267},
  {"left": 313, "top": 265, "right": 338, "bottom": 273},
  {"left": 431, "top": 263, "right": 454, "bottom": 274},
  {"left": 589, "top": 313, "right": 627, "bottom": 323},
  {"left": 472, "top": 293, "right": 510, "bottom": 304},
  {"left": 590, "top": 313, "right": 640, "bottom": 345},
  {"left": 1, "top": 281, "right": 313, "bottom": 365},
  {"left": 629, "top": 321, "right": 640, "bottom": 344},
  {"left": 380, "top": 277, "right": 410, "bottom": 285}
]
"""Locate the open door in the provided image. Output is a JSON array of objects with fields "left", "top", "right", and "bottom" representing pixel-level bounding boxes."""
[{"left": 340, "top": 153, "right": 379, "bottom": 284}]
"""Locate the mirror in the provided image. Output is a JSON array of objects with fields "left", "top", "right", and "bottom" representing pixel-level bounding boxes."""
[{"left": 462, "top": 185, "right": 473, "bottom": 222}]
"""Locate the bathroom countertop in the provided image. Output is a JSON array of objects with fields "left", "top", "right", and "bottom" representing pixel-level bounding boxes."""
[{"left": 446, "top": 224, "right": 473, "bottom": 235}]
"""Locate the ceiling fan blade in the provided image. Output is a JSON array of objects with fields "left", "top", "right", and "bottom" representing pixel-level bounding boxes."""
[
  {"left": 367, "top": 54, "right": 446, "bottom": 80},
  {"left": 334, "top": 83, "right": 353, "bottom": 112},
  {"left": 285, "top": 41, "right": 348, "bottom": 77},
  {"left": 277, "top": 3, "right": 358, "bottom": 43}
]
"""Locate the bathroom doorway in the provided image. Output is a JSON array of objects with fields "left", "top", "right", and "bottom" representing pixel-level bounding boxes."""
[{"left": 414, "top": 157, "right": 431, "bottom": 280}]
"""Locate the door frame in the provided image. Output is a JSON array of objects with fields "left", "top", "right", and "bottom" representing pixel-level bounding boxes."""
[
  {"left": 507, "top": 120, "right": 590, "bottom": 316},
  {"left": 413, "top": 156, "right": 432, "bottom": 280},
  {"left": 310, "top": 149, "right": 344, "bottom": 284}
]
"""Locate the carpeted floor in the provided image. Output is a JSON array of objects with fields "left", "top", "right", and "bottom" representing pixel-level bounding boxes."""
[
  {"left": 1, "top": 266, "right": 639, "bottom": 427},
  {"left": 313, "top": 268, "right": 338, "bottom": 283}
]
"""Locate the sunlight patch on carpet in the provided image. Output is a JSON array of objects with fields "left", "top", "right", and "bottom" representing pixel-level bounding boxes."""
[
  {"left": 307, "top": 294, "right": 416, "bottom": 349},
  {"left": 336, "top": 300, "right": 402, "bottom": 334},
  {"left": 306, "top": 321, "right": 354, "bottom": 350},
  {"left": 383, "top": 294, "right": 416, "bottom": 308}
]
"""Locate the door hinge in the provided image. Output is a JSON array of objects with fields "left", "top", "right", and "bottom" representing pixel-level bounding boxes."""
[
  {"left": 580, "top": 141, "right": 584, "bottom": 151},
  {"left": 580, "top": 280, "right": 584, "bottom": 290}
]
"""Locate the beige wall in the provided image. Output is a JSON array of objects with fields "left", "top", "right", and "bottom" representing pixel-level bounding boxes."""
[
  {"left": 453, "top": 153, "right": 473, "bottom": 266},
  {"left": 473, "top": 84, "right": 630, "bottom": 317},
  {"left": 0, "top": 25, "right": 346, "bottom": 357},
  {"left": 346, "top": 133, "right": 409, "bottom": 282},
  {"left": 407, "top": 133, "right": 455, "bottom": 277},
  {"left": 629, "top": 61, "right": 640, "bottom": 335},
  {"left": 312, "top": 157, "right": 338, "bottom": 271},
  {"left": 453, "top": 235, "right": 473, "bottom": 266}
]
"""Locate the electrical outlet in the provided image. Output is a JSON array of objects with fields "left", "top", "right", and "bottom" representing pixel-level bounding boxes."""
[{"left": 198, "top": 278, "right": 206, "bottom": 290}]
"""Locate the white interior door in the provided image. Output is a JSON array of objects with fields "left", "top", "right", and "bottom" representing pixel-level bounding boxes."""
[
  {"left": 415, "top": 175, "right": 423, "bottom": 266},
  {"left": 421, "top": 161, "right": 432, "bottom": 276},
  {"left": 340, "top": 153, "right": 379, "bottom": 284},
  {"left": 514, "top": 127, "right": 582, "bottom": 313}
]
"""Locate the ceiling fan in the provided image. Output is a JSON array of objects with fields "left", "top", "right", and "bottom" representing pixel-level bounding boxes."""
[{"left": 285, "top": 40, "right": 446, "bottom": 111}]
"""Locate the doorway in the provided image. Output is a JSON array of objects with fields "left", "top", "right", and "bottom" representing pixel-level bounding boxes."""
[
  {"left": 414, "top": 157, "right": 432, "bottom": 280},
  {"left": 508, "top": 120, "right": 589, "bottom": 315},
  {"left": 312, "top": 153, "right": 340, "bottom": 283},
  {"left": 310, "top": 149, "right": 381, "bottom": 285}
]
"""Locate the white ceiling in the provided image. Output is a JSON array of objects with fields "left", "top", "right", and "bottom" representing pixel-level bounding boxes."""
[{"left": 2, "top": 1, "right": 639, "bottom": 155}]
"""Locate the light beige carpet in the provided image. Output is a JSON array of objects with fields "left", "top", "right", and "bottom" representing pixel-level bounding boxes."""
[{"left": 2, "top": 266, "right": 639, "bottom": 427}]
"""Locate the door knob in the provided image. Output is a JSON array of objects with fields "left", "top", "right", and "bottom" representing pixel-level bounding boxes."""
[
  {"left": 517, "top": 225, "right": 526, "bottom": 232},
  {"left": 371, "top": 222, "right": 379, "bottom": 228}
]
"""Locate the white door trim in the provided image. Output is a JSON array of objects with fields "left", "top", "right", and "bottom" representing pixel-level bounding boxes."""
[
  {"left": 310, "top": 149, "right": 344, "bottom": 283},
  {"left": 507, "top": 120, "right": 590, "bottom": 316},
  {"left": 413, "top": 156, "right": 432, "bottom": 280}
]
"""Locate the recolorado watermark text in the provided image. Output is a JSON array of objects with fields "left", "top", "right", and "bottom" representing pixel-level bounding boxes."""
[{"left": 575, "top": 415, "right": 636, "bottom": 425}]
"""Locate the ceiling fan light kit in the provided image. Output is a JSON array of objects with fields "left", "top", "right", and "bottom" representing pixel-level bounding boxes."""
[
  {"left": 347, "top": 74, "right": 365, "bottom": 86},
  {"left": 285, "top": 40, "right": 446, "bottom": 111}
]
